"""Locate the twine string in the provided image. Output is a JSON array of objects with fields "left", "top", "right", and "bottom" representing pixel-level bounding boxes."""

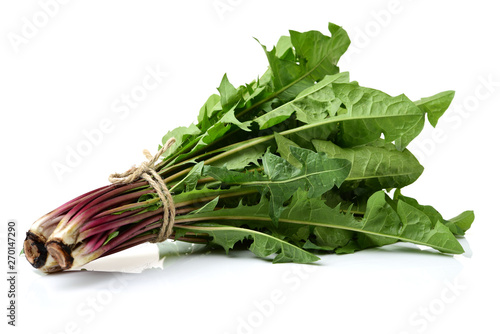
[{"left": 108, "top": 138, "right": 176, "bottom": 243}]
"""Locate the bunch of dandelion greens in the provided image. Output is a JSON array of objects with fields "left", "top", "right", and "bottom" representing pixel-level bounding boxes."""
[{"left": 23, "top": 23, "right": 474, "bottom": 273}]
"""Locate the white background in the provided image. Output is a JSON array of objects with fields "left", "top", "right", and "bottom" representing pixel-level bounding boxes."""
[{"left": 1, "top": 1, "right": 499, "bottom": 333}]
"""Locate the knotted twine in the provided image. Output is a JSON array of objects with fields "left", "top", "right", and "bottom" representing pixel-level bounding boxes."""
[{"left": 108, "top": 138, "right": 176, "bottom": 243}]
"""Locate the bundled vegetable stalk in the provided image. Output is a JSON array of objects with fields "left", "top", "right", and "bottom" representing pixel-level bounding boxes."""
[{"left": 24, "top": 23, "right": 474, "bottom": 273}]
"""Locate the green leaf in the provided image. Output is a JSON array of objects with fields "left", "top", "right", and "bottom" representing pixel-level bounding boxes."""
[
  {"left": 188, "top": 197, "right": 219, "bottom": 215},
  {"left": 312, "top": 139, "right": 424, "bottom": 190},
  {"left": 283, "top": 146, "right": 351, "bottom": 198},
  {"left": 261, "top": 41, "right": 314, "bottom": 102},
  {"left": 217, "top": 74, "right": 240, "bottom": 112},
  {"left": 252, "top": 81, "right": 428, "bottom": 151},
  {"left": 172, "top": 185, "right": 257, "bottom": 209},
  {"left": 446, "top": 211, "right": 474, "bottom": 235},
  {"left": 218, "top": 103, "right": 252, "bottom": 132},
  {"left": 204, "top": 147, "right": 351, "bottom": 225},
  {"left": 210, "top": 142, "right": 267, "bottom": 170},
  {"left": 175, "top": 224, "right": 319, "bottom": 263},
  {"left": 103, "top": 231, "right": 119, "bottom": 246},
  {"left": 394, "top": 189, "right": 474, "bottom": 236},
  {"left": 274, "top": 132, "right": 301, "bottom": 168},
  {"left": 415, "top": 90, "right": 455, "bottom": 127},
  {"left": 290, "top": 22, "right": 350, "bottom": 82},
  {"left": 191, "top": 120, "right": 232, "bottom": 153},
  {"left": 274, "top": 35, "right": 294, "bottom": 59},
  {"left": 188, "top": 103, "right": 252, "bottom": 158},
  {"left": 330, "top": 82, "right": 425, "bottom": 149},
  {"left": 309, "top": 227, "right": 354, "bottom": 251},
  {"left": 395, "top": 200, "right": 463, "bottom": 253},
  {"left": 288, "top": 122, "right": 339, "bottom": 151},
  {"left": 170, "top": 161, "right": 204, "bottom": 193},
  {"left": 254, "top": 73, "right": 349, "bottom": 129},
  {"left": 178, "top": 190, "right": 464, "bottom": 254},
  {"left": 197, "top": 94, "right": 221, "bottom": 132},
  {"left": 160, "top": 123, "right": 201, "bottom": 159},
  {"left": 260, "top": 22, "right": 350, "bottom": 101}
]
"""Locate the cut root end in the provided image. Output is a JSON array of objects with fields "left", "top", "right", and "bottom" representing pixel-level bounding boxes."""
[
  {"left": 24, "top": 232, "right": 48, "bottom": 269},
  {"left": 46, "top": 240, "right": 74, "bottom": 270}
]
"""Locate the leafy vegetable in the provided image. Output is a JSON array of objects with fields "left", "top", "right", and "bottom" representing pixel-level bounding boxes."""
[
  {"left": 204, "top": 146, "right": 351, "bottom": 225},
  {"left": 23, "top": 23, "right": 473, "bottom": 273},
  {"left": 176, "top": 223, "right": 320, "bottom": 264},
  {"left": 175, "top": 190, "right": 464, "bottom": 255}
]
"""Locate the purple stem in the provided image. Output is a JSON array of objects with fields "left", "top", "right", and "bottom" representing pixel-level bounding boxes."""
[
  {"left": 83, "top": 232, "right": 105, "bottom": 254},
  {"left": 85, "top": 226, "right": 120, "bottom": 254},
  {"left": 36, "top": 185, "right": 114, "bottom": 231},
  {"left": 78, "top": 208, "right": 163, "bottom": 241},
  {"left": 93, "top": 198, "right": 155, "bottom": 218},
  {"left": 99, "top": 214, "right": 163, "bottom": 253},
  {"left": 70, "top": 187, "right": 154, "bottom": 232},
  {"left": 51, "top": 184, "right": 113, "bottom": 216},
  {"left": 67, "top": 182, "right": 148, "bottom": 228},
  {"left": 80, "top": 204, "right": 146, "bottom": 233},
  {"left": 54, "top": 186, "right": 118, "bottom": 231},
  {"left": 101, "top": 234, "right": 156, "bottom": 257}
]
